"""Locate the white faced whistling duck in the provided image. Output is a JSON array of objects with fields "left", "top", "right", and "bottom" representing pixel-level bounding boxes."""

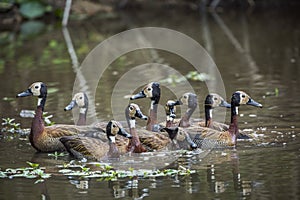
[
  {"left": 185, "top": 91, "right": 262, "bottom": 148},
  {"left": 16, "top": 82, "right": 104, "bottom": 152},
  {"left": 125, "top": 103, "right": 197, "bottom": 152},
  {"left": 177, "top": 93, "right": 232, "bottom": 130},
  {"left": 200, "top": 93, "right": 231, "bottom": 131},
  {"left": 177, "top": 92, "right": 198, "bottom": 127},
  {"left": 60, "top": 120, "right": 132, "bottom": 160},
  {"left": 130, "top": 82, "right": 161, "bottom": 132},
  {"left": 164, "top": 100, "right": 181, "bottom": 128},
  {"left": 159, "top": 100, "right": 198, "bottom": 150},
  {"left": 64, "top": 92, "right": 88, "bottom": 126},
  {"left": 178, "top": 93, "right": 252, "bottom": 139},
  {"left": 125, "top": 103, "right": 148, "bottom": 153}
]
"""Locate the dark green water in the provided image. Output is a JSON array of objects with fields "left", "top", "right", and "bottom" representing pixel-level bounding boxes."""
[{"left": 0, "top": 4, "right": 299, "bottom": 200}]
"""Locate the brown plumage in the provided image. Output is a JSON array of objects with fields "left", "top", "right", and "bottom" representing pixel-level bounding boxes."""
[
  {"left": 176, "top": 91, "right": 263, "bottom": 148},
  {"left": 63, "top": 93, "right": 179, "bottom": 153},
  {"left": 175, "top": 92, "right": 249, "bottom": 139},
  {"left": 125, "top": 103, "right": 194, "bottom": 152},
  {"left": 63, "top": 93, "right": 139, "bottom": 153},
  {"left": 16, "top": 82, "right": 104, "bottom": 152},
  {"left": 129, "top": 100, "right": 197, "bottom": 151},
  {"left": 60, "top": 120, "right": 132, "bottom": 160}
]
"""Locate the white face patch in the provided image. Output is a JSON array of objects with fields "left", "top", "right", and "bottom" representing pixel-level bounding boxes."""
[
  {"left": 129, "top": 119, "right": 136, "bottom": 128},
  {"left": 80, "top": 108, "right": 87, "bottom": 114},
  {"left": 32, "top": 90, "right": 41, "bottom": 96},
  {"left": 181, "top": 95, "right": 189, "bottom": 106},
  {"left": 74, "top": 93, "right": 85, "bottom": 107},
  {"left": 109, "top": 136, "right": 116, "bottom": 143},
  {"left": 30, "top": 82, "right": 42, "bottom": 96},
  {"left": 144, "top": 85, "right": 153, "bottom": 98}
]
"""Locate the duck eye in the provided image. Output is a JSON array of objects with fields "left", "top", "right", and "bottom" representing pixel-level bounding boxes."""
[
  {"left": 184, "top": 95, "right": 187, "bottom": 99},
  {"left": 214, "top": 97, "right": 218, "bottom": 100},
  {"left": 242, "top": 95, "right": 245, "bottom": 98},
  {"left": 129, "top": 106, "right": 133, "bottom": 111},
  {"left": 112, "top": 124, "right": 116, "bottom": 128},
  {"left": 147, "top": 88, "right": 151, "bottom": 91},
  {"left": 35, "top": 85, "right": 39, "bottom": 89},
  {"left": 79, "top": 96, "right": 83, "bottom": 99}
]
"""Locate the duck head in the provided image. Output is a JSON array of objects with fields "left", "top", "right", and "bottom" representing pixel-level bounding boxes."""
[
  {"left": 17, "top": 82, "right": 47, "bottom": 98},
  {"left": 125, "top": 103, "right": 148, "bottom": 127},
  {"left": 165, "top": 100, "right": 181, "bottom": 120},
  {"left": 178, "top": 92, "right": 198, "bottom": 108},
  {"left": 231, "top": 91, "right": 263, "bottom": 108},
  {"left": 130, "top": 82, "right": 160, "bottom": 104},
  {"left": 106, "top": 120, "right": 132, "bottom": 143},
  {"left": 64, "top": 92, "right": 89, "bottom": 111},
  {"left": 205, "top": 93, "right": 231, "bottom": 109},
  {"left": 17, "top": 82, "right": 48, "bottom": 110}
]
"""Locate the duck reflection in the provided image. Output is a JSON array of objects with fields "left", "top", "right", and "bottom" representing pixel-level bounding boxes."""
[{"left": 204, "top": 150, "right": 253, "bottom": 197}]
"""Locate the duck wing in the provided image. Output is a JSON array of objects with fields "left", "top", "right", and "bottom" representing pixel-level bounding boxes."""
[
  {"left": 60, "top": 136, "right": 109, "bottom": 160},
  {"left": 137, "top": 129, "right": 170, "bottom": 151}
]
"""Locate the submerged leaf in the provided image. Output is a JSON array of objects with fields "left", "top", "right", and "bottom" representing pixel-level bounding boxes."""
[
  {"left": 19, "top": 2, "right": 46, "bottom": 19},
  {"left": 20, "top": 21, "right": 45, "bottom": 38}
]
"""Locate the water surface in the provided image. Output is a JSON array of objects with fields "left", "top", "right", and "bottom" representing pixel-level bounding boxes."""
[{"left": 0, "top": 4, "right": 299, "bottom": 200}]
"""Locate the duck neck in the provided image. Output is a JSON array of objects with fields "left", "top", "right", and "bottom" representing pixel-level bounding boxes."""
[
  {"left": 127, "top": 118, "right": 146, "bottom": 153},
  {"left": 77, "top": 108, "right": 87, "bottom": 126},
  {"left": 108, "top": 136, "right": 119, "bottom": 157},
  {"left": 37, "top": 96, "right": 46, "bottom": 111},
  {"left": 205, "top": 105, "right": 213, "bottom": 127},
  {"left": 146, "top": 100, "right": 158, "bottom": 131},
  {"left": 228, "top": 105, "right": 239, "bottom": 145},
  {"left": 180, "top": 104, "right": 196, "bottom": 127},
  {"left": 128, "top": 119, "right": 138, "bottom": 140},
  {"left": 166, "top": 117, "right": 173, "bottom": 128},
  {"left": 30, "top": 97, "right": 46, "bottom": 151},
  {"left": 165, "top": 115, "right": 175, "bottom": 128}
]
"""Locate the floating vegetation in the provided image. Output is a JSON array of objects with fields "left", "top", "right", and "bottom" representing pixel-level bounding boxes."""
[
  {"left": 1, "top": 117, "right": 30, "bottom": 137},
  {"left": 160, "top": 74, "right": 186, "bottom": 85},
  {"left": 1, "top": 118, "right": 21, "bottom": 133},
  {"left": 57, "top": 159, "right": 195, "bottom": 181},
  {"left": 2, "top": 97, "right": 15, "bottom": 101},
  {"left": 161, "top": 71, "right": 213, "bottom": 86},
  {"left": 263, "top": 88, "right": 279, "bottom": 98},
  {"left": 0, "top": 161, "right": 51, "bottom": 184},
  {"left": 19, "top": 111, "right": 55, "bottom": 126},
  {"left": 185, "top": 71, "right": 214, "bottom": 82}
]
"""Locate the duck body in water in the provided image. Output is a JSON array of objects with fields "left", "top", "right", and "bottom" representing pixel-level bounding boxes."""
[
  {"left": 16, "top": 82, "right": 105, "bottom": 152},
  {"left": 177, "top": 91, "right": 262, "bottom": 148},
  {"left": 60, "top": 120, "right": 132, "bottom": 161}
]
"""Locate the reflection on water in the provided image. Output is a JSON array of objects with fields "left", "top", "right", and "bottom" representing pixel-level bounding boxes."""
[{"left": 0, "top": 3, "right": 300, "bottom": 200}]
